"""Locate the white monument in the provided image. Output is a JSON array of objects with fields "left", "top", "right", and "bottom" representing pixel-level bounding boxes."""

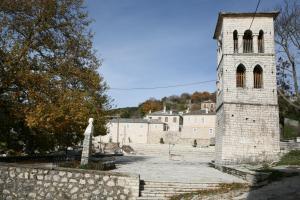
[
  {"left": 213, "top": 12, "right": 280, "bottom": 164},
  {"left": 81, "top": 118, "right": 94, "bottom": 165}
]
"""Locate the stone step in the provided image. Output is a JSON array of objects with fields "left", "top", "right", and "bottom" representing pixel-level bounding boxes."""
[
  {"left": 140, "top": 192, "right": 187, "bottom": 198},
  {"left": 141, "top": 182, "right": 218, "bottom": 188},
  {"left": 133, "top": 150, "right": 214, "bottom": 154},
  {"left": 132, "top": 146, "right": 213, "bottom": 149},
  {"left": 137, "top": 197, "right": 167, "bottom": 200},
  {"left": 139, "top": 181, "right": 219, "bottom": 198},
  {"left": 134, "top": 151, "right": 213, "bottom": 153},
  {"left": 140, "top": 187, "right": 214, "bottom": 191}
]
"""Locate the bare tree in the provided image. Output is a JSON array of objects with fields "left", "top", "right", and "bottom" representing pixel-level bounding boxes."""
[{"left": 275, "top": 0, "right": 300, "bottom": 100}]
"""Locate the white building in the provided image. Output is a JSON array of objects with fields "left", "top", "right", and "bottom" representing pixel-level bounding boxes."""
[
  {"left": 144, "top": 107, "right": 182, "bottom": 132},
  {"left": 96, "top": 118, "right": 166, "bottom": 145},
  {"left": 201, "top": 100, "right": 216, "bottom": 112},
  {"left": 95, "top": 106, "right": 217, "bottom": 147},
  {"left": 214, "top": 12, "right": 280, "bottom": 164},
  {"left": 180, "top": 110, "right": 216, "bottom": 146}
]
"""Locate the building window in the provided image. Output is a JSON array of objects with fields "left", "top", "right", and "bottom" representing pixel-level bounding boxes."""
[
  {"left": 258, "top": 30, "right": 264, "bottom": 53},
  {"left": 158, "top": 117, "right": 161, "bottom": 121},
  {"left": 209, "top": 128, "right": 213, "bottom": 135},
  {"left": 233, "top": 30, "right": 238, "bottom": 53},
  {"left": 163, "top": 124, "right": 167, "bottom": 131},
  {"left": 165, "top": 117, "right": 168, "bottom": 122},
  {"left": 236, "top": 64, "right": 246, "bottom": 88},
  {"left": 149, "top": 117, "right": 152, "bottom": 119},
  {"left": 173, "top": 117, "right": 177, "bottom": 123},
  {"left": 253, "top": 65, "right": 263, "bottom": 88},
  {"left": 243, "top": 30, "right": 253, "bottom": 53}
]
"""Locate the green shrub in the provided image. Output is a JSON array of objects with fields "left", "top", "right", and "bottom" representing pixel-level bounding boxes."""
[
  {"left": 277, "top": 150, "right": 300, "bottom": 166},
  {"left": 283, "top": 124, "right": 299, "bottom": 139}
]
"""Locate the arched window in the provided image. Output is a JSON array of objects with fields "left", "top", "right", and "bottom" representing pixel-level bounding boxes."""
[
  {"left": 236, "top": 64, "right": 246, "bottom": 88},
  {"left": 243, "top": 30, "right": 253, "bottom": 53},
  {"left": 253, "top": 65, "right": 263, "bottom": 88},
  {"left": 258, "top": 30, "right": 264, "bottom": 53},
  {"left": 233, "top": 30, "right": 238, "bottom": 53}
]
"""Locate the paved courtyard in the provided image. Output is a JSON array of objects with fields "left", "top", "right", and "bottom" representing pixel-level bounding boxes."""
[{"left": 112, "top": 145, "right": 245, "bottom": 183}]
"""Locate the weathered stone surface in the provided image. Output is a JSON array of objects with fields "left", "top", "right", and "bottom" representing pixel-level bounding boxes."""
[
  {"left": 0, "top": 165, "right": 139, "bottom": 200},
  {"left": 70, "top": 187, "right": 79, "bottom": 194},
  {"left": 81, "top": 118, "right": 94, "bottom": 165},
  {"left": 214, "top": 13, "right": 280, "bottom": 165}
]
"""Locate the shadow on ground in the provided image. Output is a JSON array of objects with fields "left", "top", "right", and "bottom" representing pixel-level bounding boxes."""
[
  {"left": 114, "top": 155, "right": 150, "bottom": 165},
  {"left": 244, "top": 169, "right": 300, "bottom": 200}
]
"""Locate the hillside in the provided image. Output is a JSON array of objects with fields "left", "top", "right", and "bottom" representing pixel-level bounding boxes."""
[{"left": 112, "top": 91, "right": 216, "bottom": 118}]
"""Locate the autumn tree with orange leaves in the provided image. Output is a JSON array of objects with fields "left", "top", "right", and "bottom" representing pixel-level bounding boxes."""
[
  {"left": 140, "top": 98, "right": 163, "bottom": 116},
  {"left": 0, "top": 0, "right": 110, "bottom": 154}
]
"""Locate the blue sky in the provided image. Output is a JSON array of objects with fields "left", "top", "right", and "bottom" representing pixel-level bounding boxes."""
[{"left": 85, "top": 0, "right": 284, "bottom": 108}]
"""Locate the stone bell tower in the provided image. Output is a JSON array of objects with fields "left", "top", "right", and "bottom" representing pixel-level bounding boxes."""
[{"left": 213, "top": 12, "right": 280, "bottom": 165}]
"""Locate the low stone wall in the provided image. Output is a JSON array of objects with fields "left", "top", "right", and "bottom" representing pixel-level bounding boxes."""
[
  {"left": 0, "top": 164, "right": 140, "bottom": 200},
  {"left": 175, "top": 138, "right": 211, "bottom": 146},
  {"left": 280, "top": 141, "right": 300, "bottom": 152},
  {"left": 210, "top": 163, "right": 269, "bottom": 186}
]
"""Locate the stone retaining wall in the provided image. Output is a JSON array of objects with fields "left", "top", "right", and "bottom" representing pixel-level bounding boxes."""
[
  {"left": 0, "top": 165, "right": 140, "bottom": 200},
  {"left": 280, "top": 141, "right": 300, "bottom": 152}
]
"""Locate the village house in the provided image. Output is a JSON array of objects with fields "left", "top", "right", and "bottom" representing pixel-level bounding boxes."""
[
  {"left": 144, "top": 106, "right": 183, "bottom": 132},
  {"left": 180, "top": 110, "right": 216, "bottom": 146},
  {"left": 200, "top": 100, "right": 216, "bottom": 112},
  {"left": 96, "top": 105, "right": 216, "bottom": 146},
  {"left": 95, "top": 118, "right": 167, "bottom": 145}
]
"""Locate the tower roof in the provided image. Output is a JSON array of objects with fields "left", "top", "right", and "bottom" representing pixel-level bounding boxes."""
[{"left": 213, "top": 11, "right": 280, "bottom": 39}]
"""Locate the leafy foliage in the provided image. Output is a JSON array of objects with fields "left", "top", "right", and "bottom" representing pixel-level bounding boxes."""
[
  {"left": 0, "top": 0, "right": 110, "bottom": 154},
  {"left": 275, "top": 0, "right": 300, "bottom": 129}
]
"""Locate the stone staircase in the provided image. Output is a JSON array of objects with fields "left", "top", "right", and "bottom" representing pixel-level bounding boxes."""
[
  {"left": 137, "top": 180, "right": 219, "bottom": 200},
  {"left": 130, "top": 143, "right": 215, "bottom": 158}
]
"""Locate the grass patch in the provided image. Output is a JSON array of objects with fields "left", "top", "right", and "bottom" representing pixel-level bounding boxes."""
[
  {"left": 277, "top": 150, "right": 300, "bottom": 166},
  {"left": 283, "top": 124, "right": 299, "bottom": 139},
  {"left": 170, "top": 183, "right": 248, "bottom": 200}
]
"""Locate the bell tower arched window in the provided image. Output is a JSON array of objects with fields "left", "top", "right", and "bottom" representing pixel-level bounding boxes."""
[
  {"left": 233, "top": 30, "right": 238, "bottom": 53},
  {"left": 243, "top": 30, "right": 253, "bottom": 53},
  {"left": 253, "top": 65, "right": 263, "bottom": 88},
  {"left": 258, "top": 30, "right": 264, "bottom": 53},
  {"left": 236, "top": 64, "right": 246, "bottom": 88}
]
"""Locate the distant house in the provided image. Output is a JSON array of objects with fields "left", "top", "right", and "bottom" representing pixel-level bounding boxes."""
[
  {"left": 95, "top": 107, "right": 216, "bottom": 147},
  {"left": 95, "top": 118, "right": 166, "bottom": 145},
  {"left": 144, "top": 106, "right": 182, "bottom": 131},
  {"left": 181, "top": 110, "right": 216, "bottom": 146},
  {"left": 200, "top": 100, "right": 216, "bottom": 112}
]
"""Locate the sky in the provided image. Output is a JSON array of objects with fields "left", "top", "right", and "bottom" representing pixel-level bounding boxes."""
[{"left": 85, "top": 0, "right": 284, "bottom": 108}]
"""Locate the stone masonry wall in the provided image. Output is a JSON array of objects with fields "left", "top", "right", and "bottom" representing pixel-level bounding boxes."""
[
  {"left": 0, "top": 165, "right": 140, "bottom": 200},
  {"left": 216, "top": 103, "right": 280, "bottom": 165}
]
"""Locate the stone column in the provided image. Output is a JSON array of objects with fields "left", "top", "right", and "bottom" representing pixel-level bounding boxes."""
[
  {"left": 238, "top": 34, "right": 243, "bottom": 53},
  {"left": 81, "top": 118, "right": 94, "bottom": 165},
  {"left": 253, "top": 34, "right": 258, "bottom": 53}
]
